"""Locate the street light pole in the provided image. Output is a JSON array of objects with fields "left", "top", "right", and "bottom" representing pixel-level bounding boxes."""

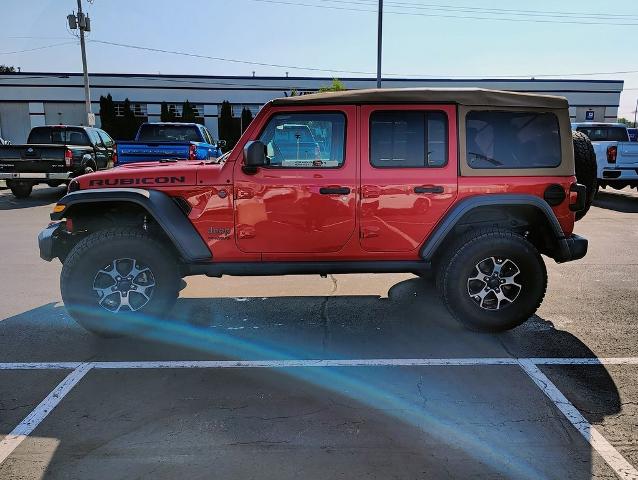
[
  {"left": 376, "top": 0, "right": 383, "bottom": 89},
  {"left": 634, "top": 97, "right": 638, "bottom": 127}
]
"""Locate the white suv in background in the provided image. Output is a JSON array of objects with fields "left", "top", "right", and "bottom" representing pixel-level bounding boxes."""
[{"left": 572, "top": 122, "right": 638, "bottom": 192}]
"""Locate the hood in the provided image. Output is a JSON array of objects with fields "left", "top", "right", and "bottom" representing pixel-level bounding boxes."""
[{"left": 75, "top": 160, "right": 202, "bottom": 190}]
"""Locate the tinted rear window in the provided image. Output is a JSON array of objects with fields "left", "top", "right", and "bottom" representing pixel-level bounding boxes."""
[
  {"left": 27, "top": 127, "right": 90, "bottom": 146},
  {"left": 576, "top": 126, "right": 629, "bottom": 142},
  {"left": 137, "top": 125, "right": 201, "bottom": 142},
  {"left": 370, "top": 111, "right": 448, "bottom": 168},
  {"left": 466, "top": 111, "right": 561, "bottom": 169}
]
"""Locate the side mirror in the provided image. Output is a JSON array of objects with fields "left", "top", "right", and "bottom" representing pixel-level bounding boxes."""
[
  {"left": 217, "top": 139, "right": 227, "bottom": 148},
  {"left": 243, "top": 140, "right": 267, "bottom": 174}
]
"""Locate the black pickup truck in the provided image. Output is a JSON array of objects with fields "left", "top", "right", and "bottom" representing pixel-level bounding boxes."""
[{"left": 0, "top": 125, "right": 116, "bottom": 198}]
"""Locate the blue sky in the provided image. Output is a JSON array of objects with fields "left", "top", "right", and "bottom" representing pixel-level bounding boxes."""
[{"left": 1, "top": 0, "right": 637, "bottom": 118}]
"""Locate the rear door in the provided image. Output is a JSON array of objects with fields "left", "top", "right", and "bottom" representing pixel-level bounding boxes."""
[
  {"left": 359, "top": 105, "right": 458, "bottom": 252},
  {"left": 96, "top": 129, "right": 116, "bottom": 168},
  {"left": 234, "top": 106, "right": 356, "bottom": 255},
  {"left": 87, "top": 128, "right": 108, "bottom": 169}
]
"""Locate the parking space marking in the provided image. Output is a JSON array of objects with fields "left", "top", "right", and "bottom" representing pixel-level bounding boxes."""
[
  {"left": 1, "top": 357, "right": 637, "bottom": 477},
  {"left": 520, "top": 360, "right": 638, "bottom": 480},
  {"left": 0, "top": 357, "right": 637, "bottom": 370},
  {"left": 0, "top": 363, "right": 92, "bottom": 465}
]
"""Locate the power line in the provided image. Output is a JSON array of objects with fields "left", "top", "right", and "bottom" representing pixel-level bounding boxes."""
[
  {"left": 320, "top": 0, "right": 638, "bottom": 20},
  {"left": 3, "top": 37, "right": 637, "bottom": 81},
  {"left": 87, "top": 39, "right": 638, "bottom": 79},
  {"left": 88, "top": 39, "right": 375, "bottom": 75},
  {"left": 0, "top": 41, "right": 76, "bottom": 55},
  {"left": 247, "top": 0, "right": 638, "bottom": 26}
]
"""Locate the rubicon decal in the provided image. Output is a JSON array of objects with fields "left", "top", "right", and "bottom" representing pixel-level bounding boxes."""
[{"left": 88, "top": 176, "right": 186, "bottom": 186}]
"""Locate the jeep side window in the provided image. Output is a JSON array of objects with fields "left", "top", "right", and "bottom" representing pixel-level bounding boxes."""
[
  {"left": 466, "top": 111, "right": 561, "bottom": 169},
  {"left": 369, "top": 111, "right": 448, "bottom": 168},
  {"left": 257, "top": 112, "right": 346, "bottom": 168}
]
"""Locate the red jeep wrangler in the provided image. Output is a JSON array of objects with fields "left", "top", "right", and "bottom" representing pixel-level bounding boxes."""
[{"left": 38, "top": 89, "right": 594, "bottom": 336}]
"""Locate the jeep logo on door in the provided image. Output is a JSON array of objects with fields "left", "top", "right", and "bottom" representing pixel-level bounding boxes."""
[{"left": 88, "top": 176, "right": 186, "bottom": 186}]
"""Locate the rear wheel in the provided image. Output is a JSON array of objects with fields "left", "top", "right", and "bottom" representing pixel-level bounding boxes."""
[
  {"left": 438, "top": 229, "right": 547, "bottom": 332},
  {"left": 572, "top": 130, "right": 597, "bottom": 221},
  {"left": 8, "top": 181, "right": 33, "bottom": 199},
  {"left": 61, "top": 227, "right": 180, "bottom": 337}
]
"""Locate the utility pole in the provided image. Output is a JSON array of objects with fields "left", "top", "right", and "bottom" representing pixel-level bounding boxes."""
[
  {"left": 68, "top": 1, "right": 94, "bottom": 126},
  {"left": 634, "top": 97, "right": 638, "bottom": 127},
  {"left": 376, "top": 0, "right": 383, "bottom": 89}
]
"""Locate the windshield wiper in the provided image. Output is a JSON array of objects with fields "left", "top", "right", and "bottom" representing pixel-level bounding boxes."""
[{"left": 206, "top": 151, "right": 230, "bottom": 164}]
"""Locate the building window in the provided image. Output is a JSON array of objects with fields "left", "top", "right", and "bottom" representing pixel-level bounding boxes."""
[
  {"left": 167, "top": 103, "right": 182, "bottom": 117},
  {"left": 191, "top": 104, "right": 204, "bottom": 118},
  {"left": 114, "top": 102, "right": 147, "bottom": 118}
]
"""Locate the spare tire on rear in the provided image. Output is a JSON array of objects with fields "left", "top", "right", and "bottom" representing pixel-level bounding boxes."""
[{"left": 572, "top": 130, "right": 597, "bottom": 221}]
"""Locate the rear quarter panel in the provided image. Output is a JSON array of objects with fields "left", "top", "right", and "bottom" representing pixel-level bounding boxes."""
[{"left": 457, "top": 176, "right": 576, "bottom": 236}]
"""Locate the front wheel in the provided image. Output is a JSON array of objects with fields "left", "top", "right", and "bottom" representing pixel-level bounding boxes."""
[
  {"left": 60, "top": 228, "right": 180, "bottom": 337},
  {"left": 438, "top": 229, "right": 547, "bottom": 332}
]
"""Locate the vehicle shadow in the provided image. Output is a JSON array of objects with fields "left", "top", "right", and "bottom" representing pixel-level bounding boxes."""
[
  {"left": 0, "top": 185, "right": 65, "bottom": 210},
  {"left": 593, "top": 189, "right": 638, "bottom": 213},
  {"left": 0, "top": 278, "right": 621, "bottom": 479}
]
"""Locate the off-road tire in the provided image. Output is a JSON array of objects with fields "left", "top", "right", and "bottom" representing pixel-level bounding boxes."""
[
  {"left": 60, "top": 227, "right": 180, "bottom": 337},
  {"left": 8, "top": 181, "right": 33, "bottom": 199},
  {"left": 572, "top": 130, "right": 597, "bottom": 221},
  {"left": 438, "top": 229, "right": 547, "bottom": 332}
]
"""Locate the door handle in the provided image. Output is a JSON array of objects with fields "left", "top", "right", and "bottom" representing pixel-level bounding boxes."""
[
  {"left": 320, "top": 187, "right": 351, "bottom": 195},
  {"left": 362, "top": 186, "right": 381, "bottom": 198},
  {"left": 414, "top": 185, "right": 444, "bottom": 194}
]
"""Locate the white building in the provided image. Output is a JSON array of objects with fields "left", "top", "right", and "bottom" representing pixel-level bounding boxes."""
[{"left": 0, "top": 72, "right": 624, "bottom": 143}]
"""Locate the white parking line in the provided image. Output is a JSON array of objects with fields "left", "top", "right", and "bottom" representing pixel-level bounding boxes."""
[
  {"left": 0, "top": 357, "right": 637, "bottom": 370},
  {"left": 0, "top": 357, "right": 636, "bottom": 478},
  {"left": 0, "top": 363, "right": 92, "bottom": 465},
  {"left": 519, "top": 360, "right": 638, "bottom": 480}
]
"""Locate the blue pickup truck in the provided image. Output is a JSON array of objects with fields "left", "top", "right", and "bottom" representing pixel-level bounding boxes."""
[{"left": 116, "top": 122, "right": 223, "bottom": 164}]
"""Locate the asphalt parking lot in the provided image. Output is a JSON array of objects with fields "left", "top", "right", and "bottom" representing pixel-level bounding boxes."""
[{"left": 0, "top": 185, "right": 637, "bottom": 480}]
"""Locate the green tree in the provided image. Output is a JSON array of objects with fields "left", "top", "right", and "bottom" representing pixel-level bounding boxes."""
[
  {"left": 119, "top": 98, "right": 142, "bottom": 140},
  {"left": 618, "top": 117, "right": 637, "bottom": 128},
  {"left": 182, "top": 100, "right": 197, "bottom": 123},
  {"left": 218, "top": 101, "right": 241, "bottom": 151},
  {"left": 160, "top": 102, "right": 178, "bottom": 122},
  {"left": 98, "top": 94, "right": 117, "bottom": 138},
  {"left": 241, "top": 107, "right": 254, "bottom": 133},
  {"left": 0, "top": 65, "right": 17, "bottom": 73},
  {"left": 319, "top": 78, "right": 346, "bottom": 93}
]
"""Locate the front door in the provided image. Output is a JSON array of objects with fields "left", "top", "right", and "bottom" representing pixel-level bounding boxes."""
[
  {"left": 359, "top": 105, "right": 458, "bottom": 252},
  {"left": 234, "top": 106, "right": 357, "bottom": 255}
]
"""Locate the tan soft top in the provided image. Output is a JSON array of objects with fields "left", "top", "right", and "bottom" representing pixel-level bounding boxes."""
[{"left": 270, "top": 88, "right": 568, "bottom": 109}]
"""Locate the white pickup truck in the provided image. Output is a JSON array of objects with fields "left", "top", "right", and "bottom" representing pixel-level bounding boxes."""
[{"left": 572, "top": 122, "right": 638, "bottom": 192}]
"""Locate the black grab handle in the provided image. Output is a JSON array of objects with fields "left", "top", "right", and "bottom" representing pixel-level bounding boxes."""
[
  {"left": 414, "top": 185, "right": 444, "bottom": 194},
  {"left": 320, "top": 187, "right": 351, "bottom": 195}
]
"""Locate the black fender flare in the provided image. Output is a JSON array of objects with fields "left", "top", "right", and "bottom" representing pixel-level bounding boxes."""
[
  {"left": 419, "top": 194, "right": 569, "bottom": 261},
  {"left": 51, "top": 188, "right": 212, "bottom": 262}
]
